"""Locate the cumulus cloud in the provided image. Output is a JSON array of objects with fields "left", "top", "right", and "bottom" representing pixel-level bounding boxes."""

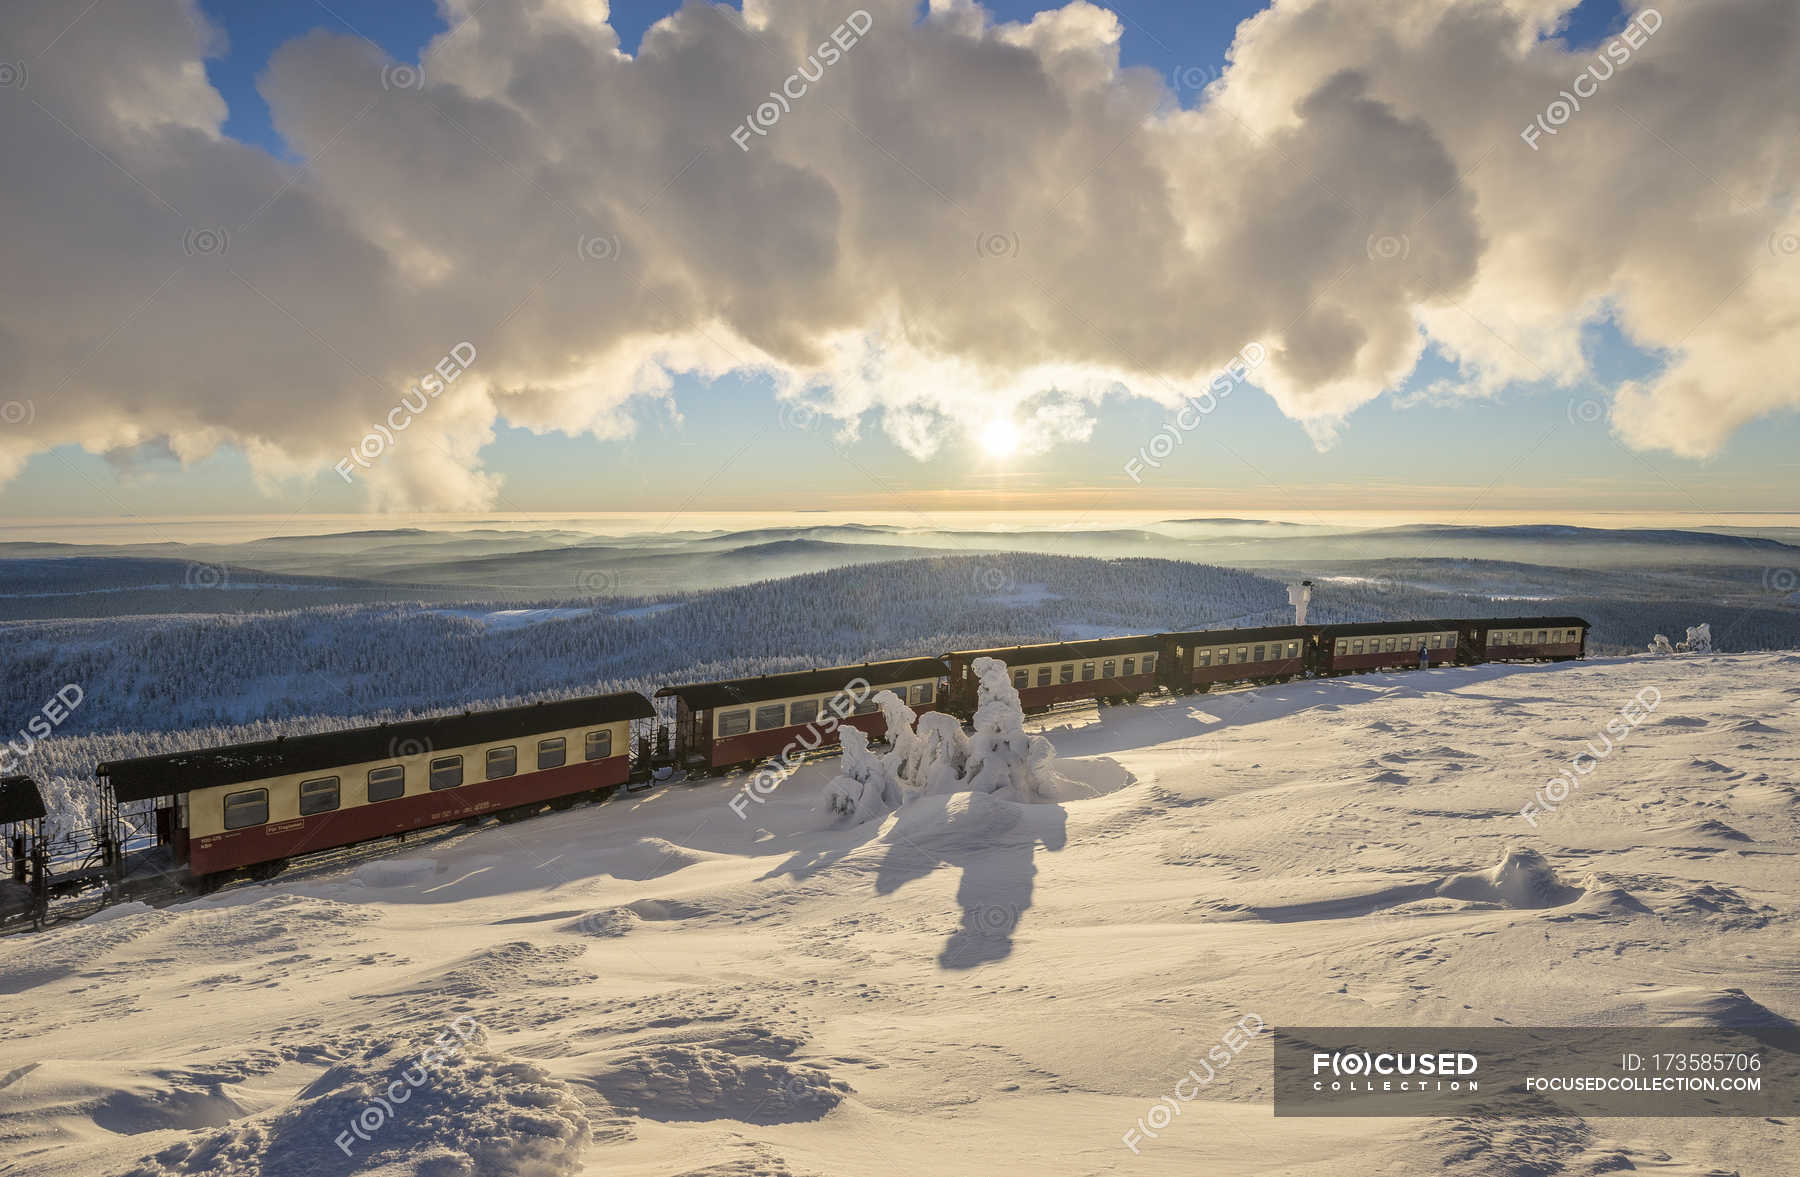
[{"left": 0, "top": 0, "right": 1793, "bottom": 505}]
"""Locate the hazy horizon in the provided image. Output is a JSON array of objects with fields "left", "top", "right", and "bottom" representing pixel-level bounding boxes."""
[{"left": 5, "top": 508, "right": 1800, "bottom": 547}]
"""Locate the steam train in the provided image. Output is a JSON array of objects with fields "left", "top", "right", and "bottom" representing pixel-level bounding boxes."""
[{"left": 0, "top": 613, "right": 1585, "bottom": 921}]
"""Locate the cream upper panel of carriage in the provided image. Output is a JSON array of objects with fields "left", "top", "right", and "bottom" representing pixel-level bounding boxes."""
[
  {"left": 997, "top": 651, "right": 1158, "bottom": 683},
  {"left": 188, "top": 717, "right": 633, "bottom": 838},
  {"left": 1191, "top": 638, "right": 1305, "bottom": 667},
  {"left": 1329, "top": 631, "right": 1458, "bottom": 656},
  {"left": 1487, "top": 625, "right": 1584, "bottom": 645},
  {"left": 713, "top": 678, "right": 940, "bottom": 739}
]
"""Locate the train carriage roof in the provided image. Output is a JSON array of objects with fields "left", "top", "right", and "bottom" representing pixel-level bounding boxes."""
[
  {"left": 656, "top": 658, "right": 948, "bottom": 710},
  {"left": 0, "top": 776, "right": 47, "bottom": 824},
  {"left": 1156, "top": 624, "right": 1315, "bottom": 644},
  {"left": 97, "top": 692, "right": 655, "bottom": 802},
  {"left": 942, "top": 634, "right": 1161, "bottom": 663},
  {"left": 1463, "top": 616, "right": 1591, "bottom": 630},
  {"left": 1312, "top": 618, "right": 1470, "bottom": 638}
]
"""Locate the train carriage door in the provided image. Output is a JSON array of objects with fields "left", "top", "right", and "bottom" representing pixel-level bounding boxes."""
[{"left": 673, "top": 699, "right": 712, "bottom": 766}]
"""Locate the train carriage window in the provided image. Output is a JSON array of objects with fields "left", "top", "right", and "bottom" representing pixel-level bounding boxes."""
[
  {"left": 718, "top": 710, "right": 750, "bottom": 737},
  {"left": 538, "top": 737, "right": 567, "bottom": 770},
  {"left": 1538, "top": 630, "right": 1548, "bottom": 643},
  {"left": 1081, "top": 662, "right": 1096, "bottom": 681},
  {"left": 299, "top": 776, "right": 340, "bottom": 816},
  {"left": 1236, "top": 647, "right": 1248, "bottom": 663},
  {"left": 1195, "top": 650, "right": 1208, "bottom": 667},
  {"left": 1288, "top": 641, "right": 1301, "bottom": 657},
  {"left": 1336, "top": 640, "right": 1349, "bottom": 655},
  {"left": 223, "top": 788, "right": 268, "bottom": 830},
  {"left": 368, "top": 764, "right": 405, "bottom": 802},
  {"left": 1103, "top": 660, "right": 1116, "bottom": 679},
  {"left": 1252, "top": 645, "right": 1265, "bottom": 662},
  {"left": 790, "top": 698, "right": 820, "bottom": 726},
  {"left": 1012, "top": 669, "right": 1028, "bottom": 689},
  {"left": 755, "top": 703, "right": 788, "bottom": 731},
  {"left": 1060, "top": 664, "right": 1075, "bottom": 684},
  {"left": 1351, "top": 639, "right": 1364, "bottom": 654},
  {"left": 854, "top": 693, "right": 880, "bottom": 715},
  {"left": 486, "top": 746, "right": 517, "bottom": 780},
  {"left": 1142, "top": 653, "right": 1155, "bottom": 674},
  {"left": 430, "top": 755, "right": 465, "bottom": 790},
  {"left": 1124, "top": 656, "right": 1137, "bottom": 676},
  {"left": 913, "top": 682, "right": 934, "bottom": 705},
  {"left": 586, "top": 729, "right": 613, "bottom": 760},
  {"left": 1037, "top": 667, "right": 1052, "bottom": 687}
]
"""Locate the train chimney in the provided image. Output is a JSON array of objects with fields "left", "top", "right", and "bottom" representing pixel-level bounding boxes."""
[{"left": 1288, "top": 579, "right": 1313, "bottom": 627}]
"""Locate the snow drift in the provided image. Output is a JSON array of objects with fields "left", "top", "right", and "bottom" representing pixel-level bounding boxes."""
[{"left": 119, "top": 1024, "right": 591, "bottom": 1177}]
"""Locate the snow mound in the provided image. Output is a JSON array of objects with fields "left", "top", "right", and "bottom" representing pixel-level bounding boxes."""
[
  {"left": 156, "top": 894, "right": 380, "bottom": 954},
  {"left": 600, "top": 837, "right": 707, "bottom": 880},
  {"left": 1633, "top": 987, "right": 1798, "bottom": 1032},
  {"left": 1655, "top": 883, "right": 1772, "bottom": 928},
  {"left": 585, "top": 1043, "right": 848, "bottom": 1124},
  {"left": 1435, "top": 847, "right": 1583, "bottom": 909},
  {"left": 1554, "top": 878, "right": 1654, "bottom": 921},
  {"left": 1651, "top": 817, "right": 1753, "bottom": 843},
  {"left": 562, "top": 907, "right": 642, "bottom": 938},
  {"left": 433, "top": 942, "right": 592, "bottom": 1001},
  {"left": 121, "top": 1030, "right": 591, "bottom": 1177},
  {"left": 623, "top": 898, "right": 712, "bottom": 922}
]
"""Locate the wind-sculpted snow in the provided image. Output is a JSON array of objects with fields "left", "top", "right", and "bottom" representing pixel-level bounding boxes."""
[
  {"left": 118, "top": 1028, "right": 591, "bottom": 1177},
  {"left": 2, "top": 653, "right": 1797, "bottom": 1175}
]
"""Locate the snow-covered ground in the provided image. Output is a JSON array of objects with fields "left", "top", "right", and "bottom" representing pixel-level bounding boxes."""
[{"left": 2, "top": 653, "right": 1796, "bottom": 1175}]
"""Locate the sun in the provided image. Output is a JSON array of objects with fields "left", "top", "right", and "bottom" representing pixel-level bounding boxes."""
[{"left": 980, "top": 419, "right": 1020, "bottom": 457}]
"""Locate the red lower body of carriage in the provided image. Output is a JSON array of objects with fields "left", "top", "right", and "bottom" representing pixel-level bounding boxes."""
[{"left": 185, "top": 754, "right": 630, "bottom": 875}]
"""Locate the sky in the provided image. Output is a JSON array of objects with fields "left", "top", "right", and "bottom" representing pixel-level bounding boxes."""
[{"left": 0, "top": 0, "right": 1794, "bottom": 523}]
